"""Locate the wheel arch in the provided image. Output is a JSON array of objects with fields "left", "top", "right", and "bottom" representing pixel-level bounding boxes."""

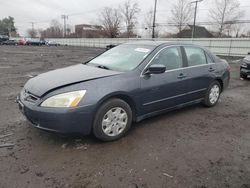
[
  {"left": 215, "top": 78, "right": 224, "bottom": 92},
  {"left": 95, "top": 92, "right": 137, "bottom": 121}
]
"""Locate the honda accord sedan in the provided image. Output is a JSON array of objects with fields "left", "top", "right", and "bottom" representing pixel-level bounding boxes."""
[{"left": 17, "top": 41, "right": 230, "bottom": 141}]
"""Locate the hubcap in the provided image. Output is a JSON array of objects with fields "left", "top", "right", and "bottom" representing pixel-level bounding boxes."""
[
  {"left": 101, "top": 107, "right": 128, "bottom": 137},
  {"left": 209, "top": 85, "right": 220, "bottom": 104}
]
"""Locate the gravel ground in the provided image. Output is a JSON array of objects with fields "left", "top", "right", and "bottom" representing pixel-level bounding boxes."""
[{"left": 0, "top": 45, "right": 250, "bottom": 188}]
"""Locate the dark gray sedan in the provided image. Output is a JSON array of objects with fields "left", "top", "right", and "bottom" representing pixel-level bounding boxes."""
[
  {"left": 17, "top": 41, "right": 230, "bottom": 141},
  {"left": 240, "top": 54, "right": 250, "bottom": 79}
]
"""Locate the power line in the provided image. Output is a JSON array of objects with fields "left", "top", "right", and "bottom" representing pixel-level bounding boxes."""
[
  {"left": 157, "top": 20, "right": 250, "bottom": 26},
  {"left": 10, "top": 0, "right": 250, "bottom": 37},
  {"left": 13, "top": 2, "right": 250, "bottom": 25}
]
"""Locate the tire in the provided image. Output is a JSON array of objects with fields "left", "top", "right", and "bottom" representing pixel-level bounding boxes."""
[
  {"left": 93, "top": 98, "right": 132, "bottom": 141},
  {"left": 203, "top": 81, "right": 221, "bottom": 107}
]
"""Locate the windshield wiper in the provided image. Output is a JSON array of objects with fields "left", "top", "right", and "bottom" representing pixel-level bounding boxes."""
[{"left": 96, "top": 65, "right": 110, "bottom": 70}]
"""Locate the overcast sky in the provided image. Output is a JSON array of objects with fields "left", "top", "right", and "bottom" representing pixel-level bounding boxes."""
[{"left": 1, "top": 0, "right": 250, "bottom": 36}]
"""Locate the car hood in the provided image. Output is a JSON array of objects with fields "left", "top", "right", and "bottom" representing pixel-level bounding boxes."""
[
  {"left": 244, "top": 55, "right": 250, "bottom": 61},
  {"left": 24, "top": 64, "right": 121, "bottom": 97},
  {"left": 243, "top": 57, "right": 250, "bottom": 64}
]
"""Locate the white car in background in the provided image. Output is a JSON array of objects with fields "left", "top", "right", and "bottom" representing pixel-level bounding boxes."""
[{"left": 46, "top": 41, "right": 60, "bottom": 46}]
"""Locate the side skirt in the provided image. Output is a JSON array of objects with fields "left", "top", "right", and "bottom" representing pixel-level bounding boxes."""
[{"left": 136, "top": 98, "right": 204, "bottom": 122}]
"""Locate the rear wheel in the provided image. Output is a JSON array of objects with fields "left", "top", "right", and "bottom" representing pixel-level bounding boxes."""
[
  {"left": 93, "top": 98, "right": 132, "bottom": 141},
  {"left": 203, "top": 81, "right": 221, "bottom": 107}
]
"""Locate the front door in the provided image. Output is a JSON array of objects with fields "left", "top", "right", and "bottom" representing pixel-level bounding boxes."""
[{"left": 139, "top": 46, "right": 190, "bottom": 115}]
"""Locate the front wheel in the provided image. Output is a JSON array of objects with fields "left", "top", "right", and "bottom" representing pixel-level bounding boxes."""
[
  {"left": 203, "top": 81, "right": 221, "bottom": 107},
  {"left": 93, "top": 98, "right": 132, "bottom": 141}
]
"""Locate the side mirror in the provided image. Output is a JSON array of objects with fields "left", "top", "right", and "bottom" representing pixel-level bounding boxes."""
[
  {"left": 145, "top": 64, "right": 166, "bottom": 75},
  {"left": 106, "top": 44, "right": 117, "bottom": 50}
]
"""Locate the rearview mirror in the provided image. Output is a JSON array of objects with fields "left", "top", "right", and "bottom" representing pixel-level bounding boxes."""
[{"left": 145, "top": 64, "right": 166, "bottom": 75}]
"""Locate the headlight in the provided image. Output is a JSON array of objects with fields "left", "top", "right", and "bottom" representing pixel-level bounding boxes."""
[
  {"left": 40, "top": 90, "right": 86, "bottom": 108},
  {"left": 241, "top": 62, "right": 248, "bottom": 68}
]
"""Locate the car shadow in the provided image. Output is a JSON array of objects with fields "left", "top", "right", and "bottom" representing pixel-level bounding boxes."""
[
  {"left": 35, "top": 103, "right": 202, "bottom": 144},
  {"left": 241, "top": 77, "right": 250, "bottom": 81}
]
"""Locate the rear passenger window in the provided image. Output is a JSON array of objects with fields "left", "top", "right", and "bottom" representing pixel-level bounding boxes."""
[
  {"left": 184, "top": 47, "right": 207, "bottom": 66},
  {"left": 151, "top": 47, "right": 182, "bottom": 70},
  {"left": 205, "top": 52, "right": 214, "bottom": 64}
]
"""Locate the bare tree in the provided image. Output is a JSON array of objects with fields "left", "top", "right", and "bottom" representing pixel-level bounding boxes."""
[
  {"left": 209, "top": 0, "right": 244, "bottom": 37},
  {"left": 170, "top": 0, "right": 193, "bottom": 37},
  {"left": 50, "top": 19, "right": 63, "bottom": 37},
  {"left": 27, "top": 28, "right": 37, "bottom": 38},
  {"left": 40, "top": 19, "right": 63, "bottom": 38},
  {"left": 230, "top": 23, "right": 245, "bottom": 38},
  {"left": 120, "top": 0, "right": 140, "bottom": 37},
  {"left": 37, "top": 28, "right": 44, "bottom": 39},
  {"left": 66, "top": 24, "right": 72, "bottom": 36},
  {"left": 99, "top": 7, "right": 122, "bottom": 38}
]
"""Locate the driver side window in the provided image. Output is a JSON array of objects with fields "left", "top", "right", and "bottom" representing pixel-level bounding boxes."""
[{"left": 151, "top": 47, "right": 182, "bottom": 71}]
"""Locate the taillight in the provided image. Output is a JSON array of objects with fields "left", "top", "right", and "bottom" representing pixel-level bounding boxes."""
[{"left": 227, "top": 64, "right": 231, "bottom": 72}]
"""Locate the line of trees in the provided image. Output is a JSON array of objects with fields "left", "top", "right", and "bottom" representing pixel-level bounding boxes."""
[
  {"left": 39, "top": 20, "right": 64, "bottom": 38},
  {"left": 99, "top": 0, "right": 140, "bottom": 38},
  {"left": 23, "top": 0, "right": 250, "bottom": 38},
  {"left": 1, "top": 0, "right": 248, "bottom": 38},
  {"left": 25, "top": 0, "right": 140, "bottom": 39},
  {"left": 26, "top": 20, "right": 64, "bottom": 39},
  {"left": 209, "top": 0, "right": 244, "bottom": 37},
  {"left": 40, "top": 1, "right": 139, "bottom": 38},
  {"left": 98, "top": 0, "right": 247, "bottom": 38},
  {"left": 168, "top": 0, "right": 245, "bottom": 38},
  {"left": 0, "top": 16, "right": 18, "bottom": 37}
]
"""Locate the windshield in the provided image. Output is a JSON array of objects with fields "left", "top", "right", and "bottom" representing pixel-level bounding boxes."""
[{"left": 87, "top": 44, "right": 154, "bottom": 72}]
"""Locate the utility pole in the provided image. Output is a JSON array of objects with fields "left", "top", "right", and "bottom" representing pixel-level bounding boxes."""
[
  {"left": 30, "top": 22, "right": 35, "bottom": 38},
  {"left": 191, "top": 0, "right": 203, "bottom": 38},
  {"left": 31, "top": 22, "right": 34, "bottom": 31},
  {"left": 61, "top": 15, "right": 68, "bottom": 38},
  {"left": 152, "top": 0, "right": 158, "bottom": 38}
]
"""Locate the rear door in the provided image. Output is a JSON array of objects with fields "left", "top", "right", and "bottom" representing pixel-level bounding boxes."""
[
  {"left": 139, "top": 46, "right": 190, "bottom": 115},
  {"left": 182, "top": 46, "right": 216, "bottom": 100}
]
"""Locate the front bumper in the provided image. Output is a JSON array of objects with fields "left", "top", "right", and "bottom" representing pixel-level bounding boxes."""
[
  {"left": 17, "top": 95, "right": 95, "bottom": 135},
  {"left": 240, "top": 67, "right": 250, "bottom": 76}
]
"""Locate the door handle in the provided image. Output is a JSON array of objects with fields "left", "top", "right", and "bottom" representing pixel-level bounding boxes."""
[
  {"left": 177, "top": 73, "right": 187, "bottom": 79},
  {"left": 208, "top": 67, "right": 215, "bottom": 72}
]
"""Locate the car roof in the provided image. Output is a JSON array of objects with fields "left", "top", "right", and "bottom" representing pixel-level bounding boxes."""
[{"left": 124, "top": 40, "right": 197, "bottom": 47}]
